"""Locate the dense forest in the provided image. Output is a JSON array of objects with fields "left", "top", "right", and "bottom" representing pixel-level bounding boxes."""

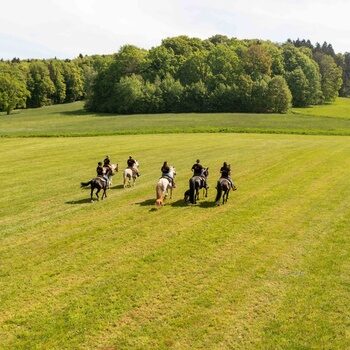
[{"left": 1, "top": 36, "right": 350, "bottom": 115}]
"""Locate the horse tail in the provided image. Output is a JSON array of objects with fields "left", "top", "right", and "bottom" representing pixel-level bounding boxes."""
[
  {"left": 155, "top": 182, "right": 164, "bottom": 206},
  {"left": 215, "top": 180, "right": 222, "bottom": 203},
  {"left": 189, "top": 177, "right": 196, "bottom": 204},
  {"left": 81, "top": 180, "right": 92, "bottom": 188}
]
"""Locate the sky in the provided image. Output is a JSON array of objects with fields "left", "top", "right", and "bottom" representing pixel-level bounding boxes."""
[{"left": 1, "top": 0, "right": 349, "bottom": 59}]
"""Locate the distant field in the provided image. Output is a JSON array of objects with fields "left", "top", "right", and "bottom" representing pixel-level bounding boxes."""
[
  {"left": 293, "top": 97, "right": 350, "bottom": 119},
  {"left": 1, "top": 134, "right": 349, "bottom": 349},
  {"left": 1, "top": 100, "right": 350, "bottom": 136}
]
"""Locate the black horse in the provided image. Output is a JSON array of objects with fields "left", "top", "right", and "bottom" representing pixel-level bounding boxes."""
[
  {"left": 81, "top": 169, "right": 112, "bottom": 201},
  {"left": 186, "top": 168, "right": 209, "bottom": 204},
  {"left": 215, "top": 178, "right": 231, "bottom": 205}
]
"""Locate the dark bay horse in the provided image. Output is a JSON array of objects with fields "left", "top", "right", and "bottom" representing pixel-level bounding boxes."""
[
  {"left": 215, "top": 178, "right": 231, "bottom": 205},
  {"left": 186, "top": 168, "right": 209, "bottom": 204},
  {"left": 81, "top": 168, "right": 112, "bottom": 201}
]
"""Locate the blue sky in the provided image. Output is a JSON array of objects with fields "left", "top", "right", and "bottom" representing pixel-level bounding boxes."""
[{"left": 1, "top": 0, "right": 349, "bottom": 59}]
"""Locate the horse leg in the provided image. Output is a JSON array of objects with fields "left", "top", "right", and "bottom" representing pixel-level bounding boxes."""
[
  {"left": 96, "top": 188, "right": 100, "bottom": 201},
  {"left": 223, "top": 190, "right": 228, "bottom": 204},
  {"left": 90, "top": 186, "right": 94, "bottom": 202},
  {"left": 170, "top": 187, "right": 173, "bottom": 199}
]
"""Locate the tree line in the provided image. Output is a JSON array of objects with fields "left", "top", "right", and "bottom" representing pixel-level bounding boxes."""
[
  {"left": 0, "top": 55, "right": 112, "bottom": 115},
  {"left": 1, "top": 36, "right": 349, "bottom": 115}
]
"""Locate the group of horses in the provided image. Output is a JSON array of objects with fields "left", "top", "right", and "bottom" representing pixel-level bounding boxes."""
[
  {"left": 81, "top": 161, "right": 234, "bottom": 206},
  {"left": 80, "top": 161, "right": 139, "bottom": 201}
]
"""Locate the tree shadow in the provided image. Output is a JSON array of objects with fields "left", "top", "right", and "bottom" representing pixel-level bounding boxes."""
[
  {"left": 66, "top": 198, "right": 92, "bottom": 205},
  {"left": 60, "top": 109, "right": 125, "bottom": 118},
  {"left": 59, "top": 109, "right": 90, "bottom": 116}
]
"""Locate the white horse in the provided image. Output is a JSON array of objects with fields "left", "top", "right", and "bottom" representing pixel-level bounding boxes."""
[
  {"left": 123, "top": 160, "right": 139, "bottom": 188},
  {"left": 103, "top": 163, "right": 118, "bottom": 188},
  {"left": 155, "top": 166, "right": 176, "bottom": 206}
]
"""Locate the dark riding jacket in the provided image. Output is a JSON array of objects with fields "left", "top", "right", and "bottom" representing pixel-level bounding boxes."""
[
  {"left": 192, "top": 163, "right": 203, "bottom": 176},
  {"left": 220, "top": 166, "right": 230, "bottom": 178},
  {"left": 96, "top": 166, "right": 104, "bottom": 176},
  {"left": 127, "top": 159, "right": 136, "bottom": 167}
]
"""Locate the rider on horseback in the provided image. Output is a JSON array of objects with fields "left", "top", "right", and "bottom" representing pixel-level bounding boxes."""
[
  {"left": 161, "top": 161, "right": 176, "bottom": 188},
  {"left": 96, "top": 161, "right": 109, "bottom": 186},
  {"left": 191, "top": 159, "right": 206, "bottom": 188},
  {"left": 220, "top": 162, "right": 236, "bottom": 190},
  {"left": 127, "top": 156, "right": 140, "bottom": 177},
  {"left": 103, "top": 155, "right": 110, "bottom": 167}
]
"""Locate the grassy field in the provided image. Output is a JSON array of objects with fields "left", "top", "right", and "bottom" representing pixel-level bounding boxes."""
[
  {"left": 293, "top": 97, "right": 350, "bottom": 120},
  {"left": 1, "top": 133, "right": 349, "bottom": 349},
  {"left": 1, "top": 100, "right": 350, "bottom": 136}
]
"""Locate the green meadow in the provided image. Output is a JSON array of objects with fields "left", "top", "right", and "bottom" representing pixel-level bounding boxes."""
[
  {"left": 0, "top": 101, "right": 349, "bottom": 349},
  {"left": 1, "top": 100, "right": 350, "bottom": 137},
  {"left": 293, "top": 97, "right": 350, "bottom": 120}
]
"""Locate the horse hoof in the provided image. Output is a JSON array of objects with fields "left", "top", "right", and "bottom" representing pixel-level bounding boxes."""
[{"left": 91, "top": 200, "right": 94, "bottom": 203}]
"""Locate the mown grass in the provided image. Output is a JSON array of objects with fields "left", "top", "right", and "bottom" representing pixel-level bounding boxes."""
[
  {"left": 293, "top": 97, "right": 350, "bottom": 120},
  {"left": 1, "top": 133, "right": 349, "bottom": 349},
  {"left": 1, "top": 100, "right": 350, "bottom": 137}
]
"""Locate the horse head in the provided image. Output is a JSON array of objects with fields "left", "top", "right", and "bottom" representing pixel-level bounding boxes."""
[
  {"left": 203, "top": 167, "right": 209, "bottom": 178},
  {"left": 169, "top": 166, "right": 176, "bottom": 178},
  {"left": 110, "top": 163, "right": 118, "bottom": 174}
]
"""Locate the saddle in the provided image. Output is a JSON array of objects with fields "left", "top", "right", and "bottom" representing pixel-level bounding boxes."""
[
  {"left": 192, "top": 175, "right": 206, "bottom": 187},
  {"left": 161, "top": 174, "right": 173, "bottom": 183}
]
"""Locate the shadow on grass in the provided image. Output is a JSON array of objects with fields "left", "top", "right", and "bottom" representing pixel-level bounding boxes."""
[
  {"left": 66, "top": 198, "right": 92, "bottom": 205},
  {"left": 59, "top": 109, "right": 90, "bottom": 116},
  {"left": 110, "top": 184, "right": 124, "bottom": 190},
  {"left": 136, "top": 199, "right": 155, "bottom": 206},
  {"left": 60, "top": 109, "right": 124, "bottom": 118},
  {"left": 198, "top": 201, "right": 217, "bottom": 208},
  {"left": 170, "top": 199, "right": 188, "bottom": 207}
]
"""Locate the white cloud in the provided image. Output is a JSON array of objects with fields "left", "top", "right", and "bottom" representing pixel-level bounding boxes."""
[{"left": 0, "top": 0, "right": 349, "bottom": 59}]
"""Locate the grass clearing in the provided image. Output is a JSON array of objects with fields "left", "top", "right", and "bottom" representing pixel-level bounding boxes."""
[
  {"left": 1, "top": 100, "right": 350, "bottom": 137},
  {"left": 1, "top": 133, "right": 349, "bottom": 349},
  {"left": 293, "top": 97, "right": 350, "bottom": 120}
]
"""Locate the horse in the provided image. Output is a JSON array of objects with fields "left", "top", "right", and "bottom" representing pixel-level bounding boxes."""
[
  {"left": 81, "top": 168, "right": 113, "bottom": 202},
  {"left": 215, "top": 178, "right": 231, "bottom": 205},
  {"left": 186, "top": 168, "right": 209, "bottom": 204},
  {"left": 123, "top": 160, "right": 139, "bottom": 188},
  {"left": 104, "top": 163, "right": 118, "bottom": 188},
  {"left": 155, "top": 166, "right": 176, "bottom": 207}
]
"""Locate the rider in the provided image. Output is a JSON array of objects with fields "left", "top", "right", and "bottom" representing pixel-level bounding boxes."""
[
  {"left": 103, "top": 155, "right": 110, "bottom": 167},
  {"left": 161, "top": 161, "right": 176, "bottom": 188},
  {"left": 220, "top": 162, "right": 236, "bottom": 190},
  {"left": 96, "top": 161, "right": 109, "bottom": 186},
  {"left": 191, "top": 159, "right": 205, "bottom": 187},
  {"left": 127, "top": 156, "right": 140, "bottom": 177}
]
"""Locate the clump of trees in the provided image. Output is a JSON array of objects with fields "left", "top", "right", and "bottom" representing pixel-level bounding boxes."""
[
  {"left": 0, "top": 54, "right": 112, "bottom": 115},
  {"left": 87, "top": 36, "right": 346, "bottom": 114},
  {"left": 0, "top": 36, "right": 349, "bottom": 115}
]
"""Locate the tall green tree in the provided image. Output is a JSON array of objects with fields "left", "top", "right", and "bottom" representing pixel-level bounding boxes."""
[
  {"left": 48, "top": 60, "right": 66, "bottom": 104},
  {"left": 0, "top": 73, "right": 29, "bottom": 115},
  {"left": 27, "top": 61, "right": 55, "bottom": 108},
  {"left": 314, "top": 52, "right": 342, "bottom": 102},
  {"left": 265, "top": 76, "right": 292, "bottom": 113},
  {"left": 62, "top": 62, "right": 84, "bottom": 102}
]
